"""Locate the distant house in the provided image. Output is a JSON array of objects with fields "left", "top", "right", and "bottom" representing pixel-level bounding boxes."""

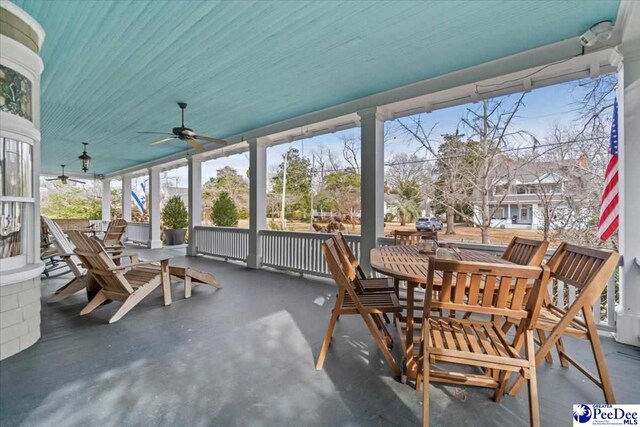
[
  {"left": 473, "top": 159, "right": 588, "bottom": 229},
  {"left": 164, "top": 186, "right": 189, "bottom": 208}
]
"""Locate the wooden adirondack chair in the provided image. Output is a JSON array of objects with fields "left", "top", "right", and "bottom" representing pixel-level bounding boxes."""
[
  {"left": 415, "top": 259, "right": 550, "bottom": 427},
  {"left": 67, "top": 231, "right": 172, "bottom": 323},
  {"left": 508, "top": 242, "right": 620, "bottom": 404},
  {"left": 41, "top": 216, "right": 87, "bottom": 303},
  {"left": 502, "top": 237, "right": 549, "bottom": 266},
  {"left": 316, "top": 238, "right": 402, "bottom": 377},
  {"left": 94, "top": 219, "right": 127, "bottom": 250}
]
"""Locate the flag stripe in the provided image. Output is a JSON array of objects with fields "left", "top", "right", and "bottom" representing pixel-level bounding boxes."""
[{"left": 598, "top": 98, "right": 619, "bottom": 242}]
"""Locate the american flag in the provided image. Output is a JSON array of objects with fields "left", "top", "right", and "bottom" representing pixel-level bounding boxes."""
[{"left": 598, "top": 98, "right": 619, "bottom": 241}]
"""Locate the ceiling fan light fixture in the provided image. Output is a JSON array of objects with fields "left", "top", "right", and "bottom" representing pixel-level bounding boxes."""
[{"left": 78, "top": 142, "right": 92, "bottom": 173}]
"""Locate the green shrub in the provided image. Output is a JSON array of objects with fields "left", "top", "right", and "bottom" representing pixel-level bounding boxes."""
[
  {"left": 238, "top": 207, "right": 249, "bottom": 220},
  {"left": 384, "top": 212, "right": 396, "bottom": 222},
  {"left": 211, "top": 191, "right": 239, "bottom": 227},
  {"left": 161, "top": 196, "right": 188, "bottom": 229}
]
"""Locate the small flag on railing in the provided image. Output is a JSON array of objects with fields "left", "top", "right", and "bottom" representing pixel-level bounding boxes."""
[{"left": 597, "top": 98, "right": 619, "bottom": 241}]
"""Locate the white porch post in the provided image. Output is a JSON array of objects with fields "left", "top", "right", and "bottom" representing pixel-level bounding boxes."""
[
  {"left": 101, "top": 178, "right": 111, "bottom": 222},
  {"left": 187, "top": 156, "right": 202, "bottom": 256},
  {"left": 247, "top": 138, "right": 267, "bottom": 269},
  {"left": 359, "top": 107, "right": 385, "bottom": 272},
  {"left": 147, "top": 167, "right": 163, "bottom": 249},
  {"left": 121, "top": 175, "right": 132, "bottom": 222},
  {"left": 616, "top": 6, "right": 640, "bottom": 347}
]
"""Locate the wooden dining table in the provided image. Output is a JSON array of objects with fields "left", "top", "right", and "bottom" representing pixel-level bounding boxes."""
[{"left": 370, "top": 244, "right": 515, "bottom": 380}]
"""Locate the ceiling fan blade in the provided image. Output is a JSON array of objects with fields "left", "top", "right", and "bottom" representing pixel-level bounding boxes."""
[
  {"left": 69, "top": 179, "right": 86, "bottom": 184},
  {"left": 150, "top": 137, "right": 176, "bottom": 146},
  {"left": 194, "top": 135, "right": 227, "bottom": 145},
  {"left": 137, "top": 131, "right": 173, "bottom": 135},
  {"left": 46, "top": 178, "right": 59, "bottom": 181},
  {"left": 186, "top": 138, "right": 203, "bottom": 150}
]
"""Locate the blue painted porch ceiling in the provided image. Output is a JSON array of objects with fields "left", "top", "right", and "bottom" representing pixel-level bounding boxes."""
[{"left": 15, "top": 0, "right": 619, "bottom": 175}]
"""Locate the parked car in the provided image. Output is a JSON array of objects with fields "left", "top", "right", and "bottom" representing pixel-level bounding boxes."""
[{"left": 415, "top": 217, "right": 443, "bottom": 231}]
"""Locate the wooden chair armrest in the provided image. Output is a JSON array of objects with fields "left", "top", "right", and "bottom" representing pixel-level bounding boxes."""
[{"left": 107, "top": 257, "right": 171, "bottom": 271}]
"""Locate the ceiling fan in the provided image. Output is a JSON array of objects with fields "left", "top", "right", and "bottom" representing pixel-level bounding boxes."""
[
  {"left": 46, "top": 165, "right": 86, "bottom": 184},
  {"left": 137, "top": 102, "right": 227, "bottom": 150}
]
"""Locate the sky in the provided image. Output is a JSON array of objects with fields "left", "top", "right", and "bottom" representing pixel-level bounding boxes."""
[{"left": 113, "top": 77, "right": 598, "bottom": 194}]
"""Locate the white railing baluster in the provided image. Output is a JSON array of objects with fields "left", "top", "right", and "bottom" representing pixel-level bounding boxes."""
[
  {"left": 558, "top": 280, "right": 566, "bottom": 308},
  {"left": 606, "top": 271, "right": 616, "bottom": 328}
]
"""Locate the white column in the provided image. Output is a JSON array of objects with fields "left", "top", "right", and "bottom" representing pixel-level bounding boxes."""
[
  {"left": 359, "top": 107, "right": 385, "bottom": 272},
  {"left": 247, "top": 138, "right": 267, "bottom": 269},
  {"left": 147, "top": 167, "right": 163, "bottom": 249},
  {"left": 121, "top": 175, "right": 132, "bottom": 222},
  {"left": 101, "top": 178, "right": 111, "bottom": 222},
  {"left": 616, "top": 10, "right": 640, "bottom": 347},
  {"left": 187, "top": 156, "right": 202, "bottom": 256}
]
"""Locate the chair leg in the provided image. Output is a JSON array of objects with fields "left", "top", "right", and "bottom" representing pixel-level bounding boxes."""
[
  {"left": 371, "top": 313, "right": 393, "bottom": 348},
  {"left": 316, "top": 310, "right": 340, "bottom": 370},
  {"left": 583, "top": 308, "right": 616, "bottom": 403},
  {"left": 525, "top": 330, "right": 540, "bottom": 427},
  {"left": 422, "top": 343, "right": 431, "bottom": 427},
  {"left": 184, "top": 275, "right": 192, "bottom": 299},
  {"left": 80, "top": 291, "right": 107, "bottom": 315},
  {"left": 361, "top": 310, "right": 401, "bottom": 377},
  {"left": 161, "top": 263, "right": 172, "bottom": 306},
  {"left": 109, "top": 281, "right": 160, "bottom": 323},
  {"left": 537, "top": 329, "right": 553, "bottom": 363},
  {"left": 48, "top": 276, "right": 86, "bottom": 303},
  {"left": 554, "top": 336, "right": 569, "bottom": 368}
]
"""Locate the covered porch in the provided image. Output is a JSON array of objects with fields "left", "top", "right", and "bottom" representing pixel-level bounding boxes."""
[
  {"left": 2, "top": 246, "right": 639, "bottom": 425},
  {"left": 1, "top": 0, "right": 640, "bottom": 425}
]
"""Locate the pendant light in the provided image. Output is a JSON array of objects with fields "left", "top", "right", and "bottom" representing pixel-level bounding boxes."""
[{"left": 78, "top": 142, "right": 92, "bottom": 173}]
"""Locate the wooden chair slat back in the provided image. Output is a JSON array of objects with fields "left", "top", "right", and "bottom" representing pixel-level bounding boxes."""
[
  {"left": 42, "top": 216, "right": 77, "bottom": 259},
  {"left": 547, "top": 242, "right": 619, "bottom": 294},
  {"left": 426, "top": 258, "right": 549, "bottom": 325},
  {"left": 322, "top": 238, "right": 360, "bottom": 299},
  {"left": 501, "top": 237, "right": 549, "bottom": 266},
  {"left": 394, "top": 230, "right": 438, "bottom": 246},
  {"left": 102, "top": 219, "right": 127, "bottom": 246},
  {"left": 67, "top": 231, "right": 134, "bottom": 295},
  {"left": 335, "top": 232, "right": 367, "bottom": 279}
]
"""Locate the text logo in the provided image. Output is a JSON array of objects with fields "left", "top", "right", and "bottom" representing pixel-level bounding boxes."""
[{"left": 573, "top": 404, "right": 640, "bottom": 426}]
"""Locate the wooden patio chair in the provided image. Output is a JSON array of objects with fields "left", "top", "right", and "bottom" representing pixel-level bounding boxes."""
[
  {"left": 335, "top": 232, "right": 395, "bottom": 294},
  {"left": 43, "top": 216, "right": 138, "bottom": 303},
  {"left": 394, "top": 230, "right": 438, "bottom": 246},
  {"left": 508, "top": 242, "right": 620, "bottom": 403},
  {"left": 67, "top": 231, "right": 172, "bottom": 323},
  {"left": 316, "top": 238, "right": 402, "bottom": 377},
  {"left": 416, "top": 258, "right": 550, "bottom": 427},
  {"left": 41, "top": 216, "right": 87, "bottom": 303},
  {"left": 502, "top": 236, "right": 549, "bottom": 266},
  {"left": 333, "top": 233, "right": 394, "bottom": 325},
  {"left": 94, "top": 218, "right": 127, "bottom": 251}
]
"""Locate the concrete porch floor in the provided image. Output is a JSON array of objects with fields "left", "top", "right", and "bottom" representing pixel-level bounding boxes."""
[{"left": 1, "top": 246, "right": 639, "bottom": 426}]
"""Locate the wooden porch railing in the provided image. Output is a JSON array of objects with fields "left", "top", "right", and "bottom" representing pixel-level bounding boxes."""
[
  {"left": 190, "top": 226, "right": 617, "bottom": 331},
  {"left": 192, "top": 226, "right": 249, "bottom": 261},
  {"left": 125, "top": 222, "right": 149, "bottom": 244}
]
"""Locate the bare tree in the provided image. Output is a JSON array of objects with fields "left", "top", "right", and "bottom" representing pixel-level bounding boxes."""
[
  {"left": 399, "top": 95, "right": 527, "bottom": 243},
  {"left": 338, "top": 134, "right": 360, "bottom": 173}
]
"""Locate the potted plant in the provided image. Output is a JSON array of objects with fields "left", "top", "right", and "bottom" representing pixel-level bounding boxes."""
[{"left": 161, "top": 196, "right": 188, "bottom": 245}]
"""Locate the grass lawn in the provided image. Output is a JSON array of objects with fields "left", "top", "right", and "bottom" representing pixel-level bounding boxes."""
[{"left": 208, "top": 219, "right": 542, "bottom": 245}]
